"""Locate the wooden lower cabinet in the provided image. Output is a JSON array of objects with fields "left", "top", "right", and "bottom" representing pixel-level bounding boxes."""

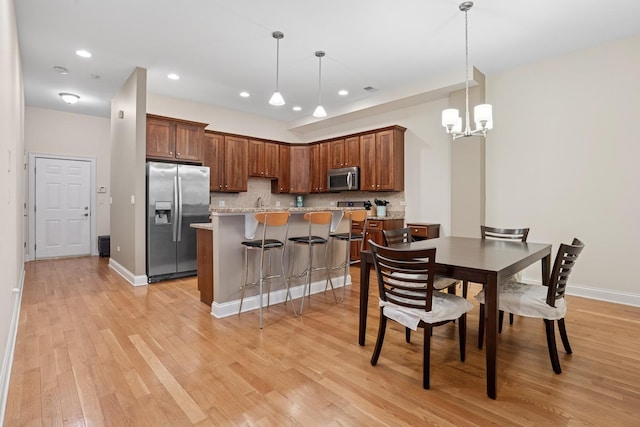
[
  {"left": 196, "top": 228, "right": 213, "bottom": 305},
  {"left": 351, "top": 218, "right": 404, "bottom": 261},
  {"left": 406, "top": 222, "right": 440, "bottom": 241}
]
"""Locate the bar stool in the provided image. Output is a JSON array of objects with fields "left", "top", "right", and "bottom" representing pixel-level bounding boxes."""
[
  {"left": 288, "top": 211, "right": 337, "bottom": 314},
  {"left": 328, "top": 209, "right": 368, "bottom": 301},
  {"left": 239, "top": 211, "right": 296, "bottom": 328}
]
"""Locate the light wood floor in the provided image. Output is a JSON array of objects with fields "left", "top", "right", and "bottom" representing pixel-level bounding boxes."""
[{"left": 5, "top": 256, "right": 640, "bottom": 426}]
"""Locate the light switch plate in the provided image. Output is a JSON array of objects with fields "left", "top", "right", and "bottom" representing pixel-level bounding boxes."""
[{"left": 130, "top": 195, "right": 135, "bottom": 204}]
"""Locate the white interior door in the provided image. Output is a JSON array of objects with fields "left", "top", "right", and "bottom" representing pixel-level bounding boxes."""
[{"left": 35, "top": 157, "right": 91, "bottom": 258}]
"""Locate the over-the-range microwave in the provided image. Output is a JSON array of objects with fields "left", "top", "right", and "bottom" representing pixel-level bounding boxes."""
[{"left": 327, "top": 166, "right": 359, "bottom": 191}]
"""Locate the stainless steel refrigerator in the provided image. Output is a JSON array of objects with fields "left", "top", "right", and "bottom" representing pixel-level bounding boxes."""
[{"left": 146, "top": 162, "right": 210, "bottom": 283}]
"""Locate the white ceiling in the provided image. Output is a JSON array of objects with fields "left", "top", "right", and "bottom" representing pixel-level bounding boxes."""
[{"left": 15, "top": 0, "right": 640, "bottom": 127}]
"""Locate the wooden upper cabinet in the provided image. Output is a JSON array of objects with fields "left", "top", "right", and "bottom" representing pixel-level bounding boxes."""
[
  {"left": 310, "top": 143, "right": 330, "bottom": 193},
  {"left": 202, "top": 131, "right": 248, "bottom": 192},
  {"left": 289, "top": 145, "right": 310, "bottom": 194},
  {"left": 147, "top": 117, "right": 175, "bottom": 160},
  {"left": 146, "top": 114, "right": 207, "bottom": 163},
  {"left": 359, "top": 126, "right": 405, "bottom": 191},
  {"left": 272, "top": 144, "right": 291, "bottom": 193},
  {"left": 223, "top": 136, "right": 249, "bottom": 192},
  {"left": 248, "top": 139, "right": 279, "bottom": 178},
  {"left": 330, "top": 137, "right": 360, "bottom": 169}
]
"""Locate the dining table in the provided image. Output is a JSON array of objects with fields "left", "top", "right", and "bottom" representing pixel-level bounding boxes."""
[{"left": 358, "top": 236, "right": 552, "bottom": 399}]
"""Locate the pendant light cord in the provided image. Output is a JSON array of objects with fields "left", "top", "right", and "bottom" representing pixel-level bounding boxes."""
[
  {"left": 464, "top": 7, "right": 471, "bottom": 134},
  {"left": 275, "top": 38, "right": 280, "bottom": 91}
]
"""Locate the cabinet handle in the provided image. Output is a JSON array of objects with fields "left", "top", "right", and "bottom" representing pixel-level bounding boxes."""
[
  {"left": 177, "top": 153, "right": 181, "bottom": 156},
  {"left": 169, "top": 151, "right": 173, "bottom": 155}
]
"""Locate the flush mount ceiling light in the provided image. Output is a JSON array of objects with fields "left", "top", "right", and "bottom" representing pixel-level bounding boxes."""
[
  {"left": 167, "top": 73, "right": 180, "bottom": 80},
  {"left": 75, "top": 49, "right": 92, "bottom": 58},
  {"left": 239, "top": 91, "right": 250, "bottom": 98},
  {"left": 53, "top": 66, "right": 68, "bottom": 74},
  {"left": 442, "top": 1, "right": 493, "bottom": 140},
  {"left": 312, "top": 51, "right": 327, "bottom": 118},
  {"left": 59, "top": 92, "right": 80, "bottom": 104},
  {"left": 268, "top": 31, "right": 285, "bottom": 106}
]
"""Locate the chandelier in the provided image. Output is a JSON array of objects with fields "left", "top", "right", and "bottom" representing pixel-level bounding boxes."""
[{"left": 442, "top": 1, "right": 493, "bottom": 140}]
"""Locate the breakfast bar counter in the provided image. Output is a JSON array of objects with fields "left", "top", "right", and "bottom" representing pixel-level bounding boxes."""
[{"left": 193, "top": 206, "right": 401, "bottom": 318}]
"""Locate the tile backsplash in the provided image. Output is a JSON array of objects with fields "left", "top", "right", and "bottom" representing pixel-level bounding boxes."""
[{"left": 210, "top": 178, "right": 405, "bottom": 214}]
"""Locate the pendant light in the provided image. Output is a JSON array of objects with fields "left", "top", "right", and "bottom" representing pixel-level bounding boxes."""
[
  {"left": 312, "top": 51, "right": 327, "bottom": 118},
  {"left": 442, "top": 1, "right": 493, "bottom": 140},
  {"left": 268, "top": 31, "right": 285, "bottom": 106}
]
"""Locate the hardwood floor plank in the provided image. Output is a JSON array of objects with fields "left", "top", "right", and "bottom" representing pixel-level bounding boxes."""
[
  {"left": 129, "top": 334, "right": 208, "bottom": 424},
  {"left": 6, "top": 257, "right": 640, "bottom": 425}
]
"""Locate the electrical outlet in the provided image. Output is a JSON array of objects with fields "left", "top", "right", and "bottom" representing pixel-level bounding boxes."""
[
  {"left": 117, "top": 245, "right": 121, "bottom": 252},
  {"left": 219, "top": 200, "right": 225, "bottom": 207},
  {"left": 275, "top": 201, "right": 281, "bottom": 207}
]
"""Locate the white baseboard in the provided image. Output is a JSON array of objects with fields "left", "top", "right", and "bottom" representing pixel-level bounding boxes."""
[
  {"left": 524, "top": 276, "right": 640, "bottom": 307},
  {"left": 1, "top": 266, "right": 25, "bottom": 425},
  {"left": 211, "top": 274, "right": 350, "bottom": 318},
  {"left": 108, "top": 258, "right": 148, "bottom": 286}
]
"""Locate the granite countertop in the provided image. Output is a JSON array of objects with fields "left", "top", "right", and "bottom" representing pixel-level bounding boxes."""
[
  {"left": 190, "top": 223, "right": 213, "bottom": 230},
  {"left": 207, "top": 206, "right": 403, "bottom": 220}
]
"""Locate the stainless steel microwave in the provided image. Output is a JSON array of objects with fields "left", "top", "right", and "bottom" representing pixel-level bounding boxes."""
[{"left": 327, "top": 167, "right": 359, "bottom": 191}]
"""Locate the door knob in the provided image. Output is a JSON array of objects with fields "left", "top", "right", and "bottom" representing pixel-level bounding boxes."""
[{"left": 83, "top": 213, "right": 89, "bottom": 217}]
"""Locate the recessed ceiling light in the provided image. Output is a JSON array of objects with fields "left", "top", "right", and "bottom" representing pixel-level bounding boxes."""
[
  {"left": 59, "top": 93, "right": 80, "bottom": 104},
  {"left": 292, "top": 106, "right": 302, "bottom": 111},
  {"left": 338, "top": 89, "right": 349, "bottom": 96},
  {"left": 90, "top": 74, "right": 100, "bottom": 79},
  {"left": 75, "top": 50, "right": 92, "bottom": 58},
  {"left": 239, "top": 91, "right": 250, "bottom": 98},
  {"left": 53, "top": 66, "right": 68, "bottom": 74},
  {"left": 167, "top": 73, "right": 180, "bottom": 80}
]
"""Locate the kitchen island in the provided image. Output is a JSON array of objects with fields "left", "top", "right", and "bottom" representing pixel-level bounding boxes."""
[{"left": 192, "top": 207, "right": 403, "bottom": 318}]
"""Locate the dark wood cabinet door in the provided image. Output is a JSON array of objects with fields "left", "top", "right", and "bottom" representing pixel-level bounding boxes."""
[
  {"left": 202, "top": 132, "right": 225, "bottom": 191},
  {"left": 272, "top": 144, "right": 290, "bottom": 193},
  {"left": 359, "top": 133, "right": 376, "bottom": 191},
  {"left": 289, "top": 146, "right": 310, "bottom": 194},
  {"left": 264, "top": 142, "right": 279, "bottom": 178},
  {"left": 146, "top": 117, "right": 175, "bottom": 160},
  {"left": 223, "top": 136, "right": 248, "bottom": 192},
  {"left": 175, "top": 123, "right": 203, "bottom": 162},
  {"left": 318, "top": 143, "right": 330, "bottom": 192},
  {"left": 345, "top": 136, "right": 360, "bottom": 167},
  {"left": 248, "top": 139, "right": 264, "bottom": 177},
  {"left": 375, "top": 129, "right": 395, "bottom": 191},
  {"left": 329, "top": 139, "right": 345, "bottom": 169}
]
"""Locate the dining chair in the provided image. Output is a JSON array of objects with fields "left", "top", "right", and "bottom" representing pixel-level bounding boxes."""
[
  {"left": 474, "top": 226, "right": 531, "bottom": 338},
  {"left": 328, "top": 209, "right": 368, "bottom": 301},
  {"left": 475, "top": 238, "right": 585, "bottom": 373},
  {"left": 383, "top": 228, "right": 460, "bottom": 294},
  {"left": 239, "top": 211, "right": 296, "bottom": 329},
  {"left": 369, "top": 241, "right": 473, "bottom": 389}
]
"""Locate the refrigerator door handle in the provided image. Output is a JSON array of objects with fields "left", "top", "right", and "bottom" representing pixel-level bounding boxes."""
[
  {"left": 172, "top": 176, "right": 178, "bottom": 242},
  {"left": 177, "top": 176, "right": 183, "bottom": 241}
]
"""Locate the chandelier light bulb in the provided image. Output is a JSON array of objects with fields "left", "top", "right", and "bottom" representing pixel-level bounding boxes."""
[{"left": 442, "top": 1, "right": 493, "bottom": 140}]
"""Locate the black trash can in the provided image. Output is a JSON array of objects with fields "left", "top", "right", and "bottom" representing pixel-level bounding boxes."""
[{"left": 98, "top": 235, "right": 110, "bottom": 257}]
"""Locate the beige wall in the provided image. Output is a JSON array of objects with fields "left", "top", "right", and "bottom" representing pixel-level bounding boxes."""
[
  {"left": 24, "top": 107, "right": 111, "bottom": 240},
  {"left": 109, "top": 68, "right": 147, "bottom": 280},
  {"left": 0, "top": 0, "right": 24, "bottom": 419},
  {"left": 486, "top": 34, "right": 640, "bottom": 299}
]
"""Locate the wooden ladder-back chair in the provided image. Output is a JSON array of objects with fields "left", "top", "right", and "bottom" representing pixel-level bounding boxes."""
[
  {"left": 475, "top": 238, "right": 585, "bottom": 373},
  {"left": 369, "top": 241, "right": 473, "bottom": 389}
]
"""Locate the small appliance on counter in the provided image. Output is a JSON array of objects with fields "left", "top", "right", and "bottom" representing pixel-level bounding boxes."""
[{"left": 296, "top": 195, "right": 304, "bottom": 207}]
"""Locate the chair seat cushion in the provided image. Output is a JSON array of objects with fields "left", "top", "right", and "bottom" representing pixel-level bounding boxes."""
[
  {"left": 330, "top": 232, "right": 364, "bottom": 241},
  {"left": 474, "top": 282, "right": 566, "bottom": 320},
  {"left": 241, "top": 239, "right": 284, "bottom": 249},
  {"left": 380, "top": 292, "right": 473, "bottom": 331},
  {"left": 289, "top": 235, "right": 327, "bottom": 244},
  {"left": 390, "top": 272, "right": 459, "bottom": 291}
]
